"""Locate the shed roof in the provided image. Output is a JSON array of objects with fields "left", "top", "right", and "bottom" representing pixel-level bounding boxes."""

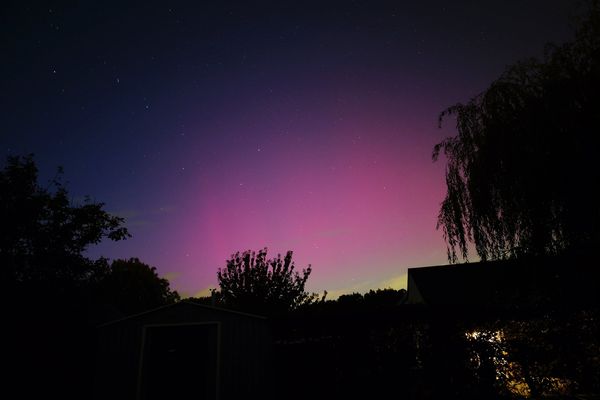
[{"left": 98, "top": 300, "right": 267, "bottom": 328}]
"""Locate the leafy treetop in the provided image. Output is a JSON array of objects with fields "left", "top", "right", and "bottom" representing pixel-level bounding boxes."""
[{"left": 217, "top": 248, "right": 315, "bottom": 316}]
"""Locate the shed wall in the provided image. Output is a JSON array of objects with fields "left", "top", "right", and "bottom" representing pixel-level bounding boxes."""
[{"left": 94, "top": 303, "right": 269, "bottom": 400}]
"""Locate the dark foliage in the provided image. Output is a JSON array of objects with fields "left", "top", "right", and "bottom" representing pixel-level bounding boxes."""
[
  {"left": 95, "top": 258, "right": 180, "bottom": 317},
  {"left": 310, "top": 288, "right": 407, "bottom": 313},
  {"left": 336, "top": 292, "right": 364, "bottom": 307},
  {"left": 364, "top": 287, "right": 407, "bottom": 307},
  {"left": 1, "top": 154, "right": 130, "bottom": 292},
  {"left": 434, "top": 3, "right": 600, "bottom": 262},
  {"left": 185, "top": 294, "right": 218, "bottom": 306},
  {"left": 217, "top": 248, "right": 316, "bottom": 316}
]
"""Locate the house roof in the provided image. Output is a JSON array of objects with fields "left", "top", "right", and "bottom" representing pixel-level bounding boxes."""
[
  {"left": 406, "top": 254, "right": 598, "bottom": 308},
  {"left": 407, "top": 259, "right": 521, "bottom": 306}
]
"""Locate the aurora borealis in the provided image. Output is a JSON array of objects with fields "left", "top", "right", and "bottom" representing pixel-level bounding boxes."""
[{"left": 1, "top": 0, "right": 577, "bottom": 297}]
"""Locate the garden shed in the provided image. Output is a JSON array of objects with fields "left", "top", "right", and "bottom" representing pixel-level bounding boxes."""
[{"left": 94, "top": 301, "right": 270, "bottom": 400}]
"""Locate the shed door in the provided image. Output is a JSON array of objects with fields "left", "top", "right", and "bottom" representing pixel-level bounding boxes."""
[{"left": 140, "top": 323, "right": 219, "bottom": 400}]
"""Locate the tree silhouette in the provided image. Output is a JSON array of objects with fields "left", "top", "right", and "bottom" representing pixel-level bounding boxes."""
[
  {"left": 217, "top": 248, "right": 315, "bottom": 316},
  {"left": 364, "top": 288, "right": 407, "bottom": 308},
  {"left": 96, "top": 258, "right": 180, "bottom": 316},
  {"left": 433, "top": 3, "right": 600, "bottom": 262},
  {"left": 1, "top": 154, "right": 130, "bottom": 293},
  {"left": 1, "top": 155, "right": 137, "bottom": 399}
]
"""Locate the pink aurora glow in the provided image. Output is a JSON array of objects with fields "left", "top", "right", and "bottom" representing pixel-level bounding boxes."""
[{"left": 122, "top": 94, "right": 451, "bottom": 297}]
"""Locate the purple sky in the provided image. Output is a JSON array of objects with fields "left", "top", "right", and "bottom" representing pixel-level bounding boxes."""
[{"left": 1, "top": 0, "right": 578, "bottom": 297}]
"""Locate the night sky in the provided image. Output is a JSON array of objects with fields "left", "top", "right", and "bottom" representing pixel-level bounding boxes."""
[{"left": 1, "top": 0, "right": 578, "bottom": 297}]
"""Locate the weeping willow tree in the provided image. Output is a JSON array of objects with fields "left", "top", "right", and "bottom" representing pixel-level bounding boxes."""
[{"left": 434, "top": 2, "right": 600, "bottom": 262}]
